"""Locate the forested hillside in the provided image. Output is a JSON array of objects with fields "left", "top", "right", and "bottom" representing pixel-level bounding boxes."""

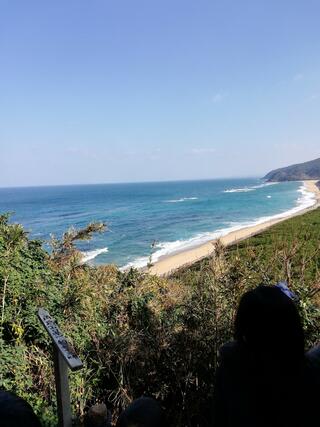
[{"left": 264, "top": 157, "right": 320, "bottom": 181}]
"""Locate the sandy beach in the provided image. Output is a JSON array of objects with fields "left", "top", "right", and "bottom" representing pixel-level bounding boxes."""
[{"left": 149, "top": 180, "right": 320, "bottom": 276}]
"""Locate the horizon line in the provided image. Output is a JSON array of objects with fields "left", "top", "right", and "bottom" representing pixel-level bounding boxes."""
[{"left": 0, "top": 175, "right": 264, "bottom": 190}]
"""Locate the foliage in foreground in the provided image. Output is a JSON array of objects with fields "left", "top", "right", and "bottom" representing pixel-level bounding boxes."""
[{"left": 0, "top": 210, "right": 320, "bottom": 426}]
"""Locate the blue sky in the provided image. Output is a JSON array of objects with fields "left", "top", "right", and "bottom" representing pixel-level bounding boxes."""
[{"left": 1, "top": 0, "right": 320, "bottom": 186}]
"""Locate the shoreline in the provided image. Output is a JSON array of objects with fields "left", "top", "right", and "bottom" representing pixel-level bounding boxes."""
[{"left": 148, "top": 180, "right": 320, "bottom": 276}]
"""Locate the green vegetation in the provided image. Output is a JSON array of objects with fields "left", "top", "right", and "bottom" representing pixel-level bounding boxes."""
[
  {"left": 264, "top": 157, "right": 320, "bottom": 181},
  {"left": 0, "top": 210, "right": 320, "bottom": 426}
]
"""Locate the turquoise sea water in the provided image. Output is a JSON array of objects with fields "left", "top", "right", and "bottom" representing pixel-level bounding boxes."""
[{"left": 0, "top": 179, "right": 316, "bottom": 268}]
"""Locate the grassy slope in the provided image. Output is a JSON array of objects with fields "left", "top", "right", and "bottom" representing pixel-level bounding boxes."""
[
  {"left": 232, "top": 207, "right": 320, "bottom": 256},
  {"left": 176, "top": 207, "right": 320, "bottom": 280},
  {"left": 173, "top": 207, "right": 320, "bottom": 344},
  {"left": 229, "top": 206, "right": 320, "bottom": 299}
]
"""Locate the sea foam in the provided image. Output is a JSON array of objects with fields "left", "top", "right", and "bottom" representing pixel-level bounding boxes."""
[
  {"left": 81, "top": 247, "right": 108, "bottom": 264},
  {"left": 165, "top": 197, "right": 198, "bottom": 203},
  {"left": 224, "top": 182, "right": 278, "bottom": 193},
  {"left": 224, "top": 188, "right": 255, "bottom": 193}
]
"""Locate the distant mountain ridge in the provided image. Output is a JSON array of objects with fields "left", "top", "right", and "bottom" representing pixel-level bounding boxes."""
[{"left": 264, "top": 158, "right": 320, "bottom": 182}]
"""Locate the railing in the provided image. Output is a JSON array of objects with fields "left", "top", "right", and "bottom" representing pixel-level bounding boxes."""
[{"left": 38, "top": 308, "right": 83, "bottom": 427}]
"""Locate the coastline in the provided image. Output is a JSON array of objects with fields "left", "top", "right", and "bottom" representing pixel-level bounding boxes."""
[{"left": 149, "top": 180, "right": 320, "bottom": 276}]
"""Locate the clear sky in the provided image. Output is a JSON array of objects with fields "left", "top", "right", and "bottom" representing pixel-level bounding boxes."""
[{"left": 1, "top": 0, "right": 320, "bottom": 187}]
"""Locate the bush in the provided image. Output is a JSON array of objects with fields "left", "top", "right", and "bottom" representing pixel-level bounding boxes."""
[{"left": 0, "top": 210, "right": 319, "bottom": 426}]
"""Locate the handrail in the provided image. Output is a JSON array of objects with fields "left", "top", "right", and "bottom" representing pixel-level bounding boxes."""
[{"left": 38, "top": 308, "right": 83, "bottom": 427}]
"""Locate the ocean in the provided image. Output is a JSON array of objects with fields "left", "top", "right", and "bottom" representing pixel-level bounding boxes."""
[{"left": 0, "top": 178, "right": 316, "bottom": 269}]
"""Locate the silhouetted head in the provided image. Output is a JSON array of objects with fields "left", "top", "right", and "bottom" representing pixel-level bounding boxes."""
[
  {"left": 234, "top": 285, "right": 304, "bottom": 366},
  {"left": 116, "top": 397, "right": 164, "bottom": 427},
  {"left": 0, "top": 390, "right": 41, "bottom": 427}
]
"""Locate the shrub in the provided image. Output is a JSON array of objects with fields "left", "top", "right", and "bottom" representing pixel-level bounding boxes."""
[{"left": 0, "top": 210, "right": 319, "bottom": 426}]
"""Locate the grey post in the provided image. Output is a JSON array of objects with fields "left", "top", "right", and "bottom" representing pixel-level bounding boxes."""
[{"left": 38, "top": 308, "right": 83, "bottom": 427}]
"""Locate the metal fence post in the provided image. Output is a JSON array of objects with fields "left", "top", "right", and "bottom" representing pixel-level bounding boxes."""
[{"left": 38, "top": 308, "right": 83, "bottom": 427}]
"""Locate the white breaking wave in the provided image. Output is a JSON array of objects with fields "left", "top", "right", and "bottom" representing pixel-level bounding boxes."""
[
  {"left": 224, "top": 188, "right": 255, "bottom": 193},
  {"left": 165, "top": 197, "right": 198, "bottom": 203},
  {"left": 122, "top": 182, "right": 316, "bottom": 270},
  {"left": 120, "top": 256, "right": 150, "bottom": 271},
  {"left": 81, "top": 247, "right": 108, "bottom": 264},
  {"left": 224, "top": 182, "right": 278, "bottom": 193},
  {"left": 121, "top": 223, "right": 256, "bottom": 270}
]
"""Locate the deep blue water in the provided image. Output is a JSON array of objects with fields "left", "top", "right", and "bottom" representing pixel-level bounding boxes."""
[{"left": 0, "top": 179, "right": 315, "bottom": 268}]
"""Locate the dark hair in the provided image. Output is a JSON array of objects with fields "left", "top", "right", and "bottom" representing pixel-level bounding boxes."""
[
  {"left": 0, "top": 390, "right": 41, "bottom": 427},
  {"left": 116, "top": 397, "right": 164, "bottom": 427},
  {"left": 234, "top": 285, "right": 305, "bottom": 366}
]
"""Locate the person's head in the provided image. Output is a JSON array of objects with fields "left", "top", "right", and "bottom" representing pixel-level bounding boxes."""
[
  {"left": 116, "top": 397, "right": 164, "bottom": 427},
  {"left": 234, "top": 285, "right": 304, "bottom": 365},
  {"left": 0, "top": 390, "right": 41, "bottom": 427}
]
